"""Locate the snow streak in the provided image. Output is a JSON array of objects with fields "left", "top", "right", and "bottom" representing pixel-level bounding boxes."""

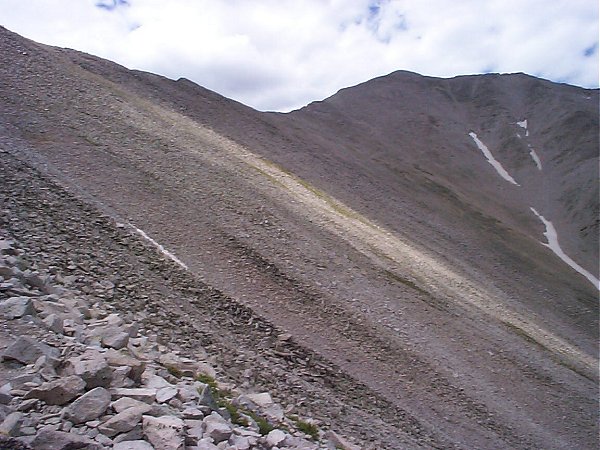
[
  {"left": 530, "top": 208, "right": 599, "bottom": 290},
  {"left": 469, "top": 132, "right": 520, "bottom": 186},
  {"left": 131, "top": 225, "right": 188, "bottom": 270}
]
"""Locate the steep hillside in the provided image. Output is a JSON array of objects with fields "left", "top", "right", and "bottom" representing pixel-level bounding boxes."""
[{"left": 0, "top": 26, "right": 598, "bottom": 449}]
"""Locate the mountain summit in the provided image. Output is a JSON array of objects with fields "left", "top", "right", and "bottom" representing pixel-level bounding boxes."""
[{"left": 0, "top": 26, "right": 598, "bottom": 449}]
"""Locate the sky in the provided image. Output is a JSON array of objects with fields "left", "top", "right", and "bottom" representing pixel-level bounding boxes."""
[{"left": 1, "top": 0, "right": 598, "bottom": 112}]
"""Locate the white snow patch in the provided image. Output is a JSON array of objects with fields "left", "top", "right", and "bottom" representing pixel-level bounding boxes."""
[
  {"left": 530, "top": 208, "right": 599, "bottom": 290},
  {"left": 131, "top": 225, "right": 188, "bottom": 270},
  {"left": 469, "top": 132, "right": 520, "bottom": 186},
  {"left": 516, "top": 119, "right": 528, "bottom": 129},
  {"left": 517, "top": 119, "right": 529, "bottom": 136},
  {"left": 527, "top": 144, "right": 542, "bottom": 170},
  {"left": 516, "top": 133, "right": 521, "bottom": 139}
]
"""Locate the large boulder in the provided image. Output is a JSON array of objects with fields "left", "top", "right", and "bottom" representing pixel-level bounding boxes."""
[
  {"left": 64, "top": 387, "right": 111, "bottom": 424},
  {"left": 98, "top": 405, "right": 147, "bottom": 437},
  {"left": 0, "top": 297, "right": 35, "bottom": 319},
  {"left": 31, "top": 429, "right": 102, "bottom": 450},
  {"left": 24, "top": 375, "right": 85, "bottom": 405},
  {"left": 62, "top": 350, "right": 113, "bottom": 389},
  {"left": 105, "top": 349, "right": 145, "bottom": 383},
  {"left": 0, "top": 412, "right": 23, "bottom": 436},
  {"left": 202, "top": 412, "right": 232, "bottom": 444},
  {"left": 2, "top": 336, "right": 59, "bottom": 365},
  {"left": 143, "top": 415, "right": 185, "bottom": 450}
]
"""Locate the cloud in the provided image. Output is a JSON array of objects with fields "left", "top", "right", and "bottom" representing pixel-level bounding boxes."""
[{"left": 0, "top": 0, "right": 598, "bottom": 111}]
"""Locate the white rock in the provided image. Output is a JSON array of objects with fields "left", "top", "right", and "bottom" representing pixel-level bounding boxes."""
[
  {"left": 229, "top": 434, "right": 251, "bottom": 450},
  {"left": 266, "top": 429, "right": 286, "bottom": 447},
  {"left": 243, "top": 393, "right": 273, "bottom": 408}
]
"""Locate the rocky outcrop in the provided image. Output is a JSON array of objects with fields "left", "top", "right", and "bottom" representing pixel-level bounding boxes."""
[{"left": 0, "top": 232, "right": 358, "bottom": 449}]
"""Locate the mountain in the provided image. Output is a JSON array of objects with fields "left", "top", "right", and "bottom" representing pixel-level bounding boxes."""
[{"left": 0, "top": 25, "right": 598, "bottom": 449}]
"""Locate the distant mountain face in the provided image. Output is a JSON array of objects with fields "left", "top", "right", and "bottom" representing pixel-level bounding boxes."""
[{"left": 0, "top": 25, "right": 598, "bottom": 449}]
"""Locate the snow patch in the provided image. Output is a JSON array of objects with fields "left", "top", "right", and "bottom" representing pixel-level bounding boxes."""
[
  {"left": 527, "top": 144, "right": 542, "bottom": 170},
  {"left": 530, "top": 208, "right": 599, "bottom": 290},
  {"left": 131, "top": 225, "right": 188, "bottom": 270},
  {"left": 469, "top": 132, "right": 520, "bottom": 186},
  {"left": 516, "top": 119, "right": 529, "bottom": 136}
]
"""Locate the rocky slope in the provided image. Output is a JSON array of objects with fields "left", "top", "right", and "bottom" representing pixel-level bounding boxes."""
[
  {"left": 0, "top": 154, "right": 360, "bottom": 449},
  {"left": 0, "top": 25, "right": 598, "bottom": 449}
]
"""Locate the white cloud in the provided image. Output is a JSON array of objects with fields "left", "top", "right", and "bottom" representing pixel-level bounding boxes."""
[{"left": 0, "top": 0, "right": 597, "bottom": 111}]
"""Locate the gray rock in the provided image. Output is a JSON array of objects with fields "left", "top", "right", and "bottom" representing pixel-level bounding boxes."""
[
  {"left": 202, "top": 412, "right": 232, "bottom": 444},
  {"left": 0, "top": 297, "right": 35, "bottom": 319},
  {"left": 98, "top": 405, "right": 147, "bottom": 437},
  {"left": 325, "top": 430, "right": 361, "bottom": 450},
  {"left": 110, "top": 366, "right": 135, "bottom": 388},
  {"left": 0, "top": 265, "right": 15, "bottom": 279},
  {"left": 102, "top": 330, "right": 130, "bottom": 350},
  {"left": 31, "top": 429, "right": 102, "bottom": 449},
  {"left": 62, "top": 350, "right": 113, "bottom": 389},
  {"left": 113, "top": 441, "right": 154, "bottom": 450},
  {"left": 42, "top": 314, "right": 64, "bottom": 334},
  {"left": 236, "top": 393, "right": 284, "bottom": 422},
  {"left": 197, "top": 385, "right": 219, "bottom": 411},
  {"left": 105, "top": 349, "right": 145, "bottom": 383},
  {"left": 0, "top": 412, "right": 23, "bottom": 436},
  {"left": 194, "top": 439, "right": 219, "bottom": 450},
  {"left": 177, "top": 384, "right": 200, "bottom": 403},
  {"left": 2, "top": 336, "right": 59, "bottom": 365},
  {"left": 16, "top": 399, "right": 38, "bottom": 412},
  {"left": 111, "top": 388, "right": 156, "bottom": 404},
  {"left": 159, "top": 353, "right": 214, "bottom": 378},
  {"left": 0, "top": 240, "right": 17, "bottom": 256},
  {"left": 142, "top": 415, "right": 185, "bottom": 450},
  {"left": 230, "top": 434, "right": 251, "bottom": 450},
  {"left": 24, "top": 375, "right": 85, "bottom": 405},
  {"left": 156, "top": 386, "right": 178, "bottom": 403},
  {"left": 111, "top": 397, "right": 152, "bottom": 414},
  {"left": 142, "top": 374, "right": 171, "bottom": 389},
  {"left": 112, "top": 424, "right": 143, "bottom": 443},
  {"left": 95, "top": 432, "right": 114, "bottom": 446},
  {"left": 182, "top": 407, "right": 203, "bottom": 419},
  {"left": 0, "top": 435, "right": 33, "bottom": 449},
  {"left": 10, "top": 374, "right": 42, "bottom": 390},
  {"left": 64, "top": 387, "right": 111, "bottom": 424},
  {"left": 22, "top": 272, "right": 50, "bottom": 291}
]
